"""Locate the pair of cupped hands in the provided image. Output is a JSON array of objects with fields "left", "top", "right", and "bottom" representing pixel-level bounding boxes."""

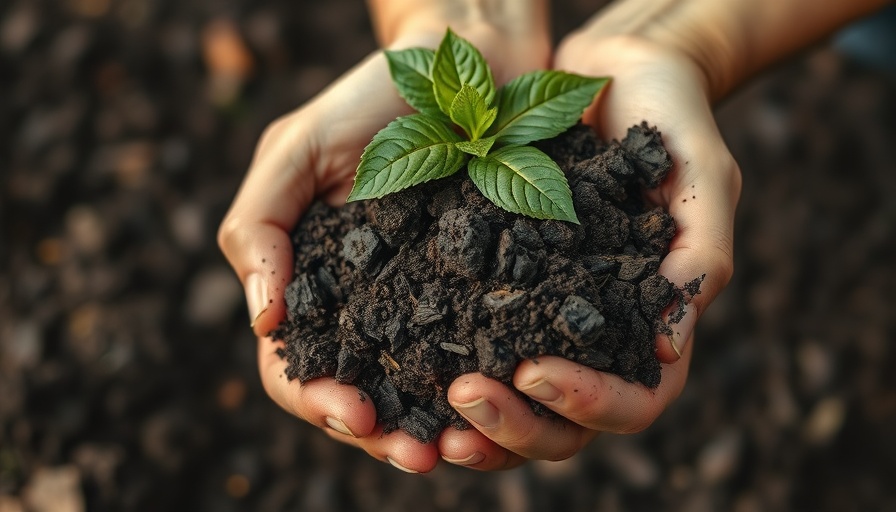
[{"left": 218, "top": 24, "right": 741, "bottom": 473}]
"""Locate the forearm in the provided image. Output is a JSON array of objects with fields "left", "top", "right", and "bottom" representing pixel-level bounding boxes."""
[
  {"left": 366, "top": 0, "right": 550, "bottom": 48},
  {"left": 576, "top": 0, "right": 890, "bottom": 101}
]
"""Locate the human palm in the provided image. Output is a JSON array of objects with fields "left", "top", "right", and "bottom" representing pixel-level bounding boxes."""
[
  {"left": 219, "top": 30, "right": 550, "bottom": 473},
  {"left": 437, "top": 34, "right": 741, "bottom": 470}
]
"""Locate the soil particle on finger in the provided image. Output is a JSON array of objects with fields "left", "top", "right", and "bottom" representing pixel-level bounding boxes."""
[{"left": 274, "top": 123, "right": 700, "bottom": 442}]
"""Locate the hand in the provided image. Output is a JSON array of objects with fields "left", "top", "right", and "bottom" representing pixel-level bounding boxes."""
[
  {"left": 218, "top": 26, "right": 550, "bottom": 473},
  {"left": 440, "top": 32, "right": 741, "bottom": 470}
]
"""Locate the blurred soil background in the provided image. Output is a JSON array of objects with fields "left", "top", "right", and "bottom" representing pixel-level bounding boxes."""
[{"left": 2, "top": 1, "right": 896, "bottom": 511}]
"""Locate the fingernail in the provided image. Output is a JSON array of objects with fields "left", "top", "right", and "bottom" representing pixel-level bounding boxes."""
[
  {"left": 452, "top": 397, "right": 500, "bottom": 428},
  {"left": 667, "top": 303, "right": 697, "bottom": 359},
  {"left": 246, "top": 273, "right": 269, "bottom": 327},
  {"left": 442, "top": 452, "right": 485, "bottom": 466},
  {"left": 386, "top": 457, "right": 419, "bottom": 474},
  {"left": 325, "top": 416, "right": 356, "bottom": 437},
  {"left": 517, "top": 378, "right": 562, "bottom": 403}
]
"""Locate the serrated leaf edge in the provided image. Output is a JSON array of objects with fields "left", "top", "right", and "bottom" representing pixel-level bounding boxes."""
[
  {"left": 348, "top": 115, "right": 468, "bottom": 201},
  {"left": 468, "top": 146, "right": 579, "bottom": 223},
  {"left": 490, "top": 71, "right": 608, "bottom": 145},
  {"left": 432, "top": 28, "right": 496, "bottom": 117}
]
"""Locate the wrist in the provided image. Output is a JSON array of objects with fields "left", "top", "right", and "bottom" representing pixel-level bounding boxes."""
[
  {"left": 368, "top": 0, "right": 551, "bottom": 83},
  {"left": 566, "top": 0, "right": 892, "bottom": 102},
  {"left": 564, "top": 1, "right": 742, "bottom": 102},
  {"left": 367, "top": 0, "right": 550, "bottom": 49}
]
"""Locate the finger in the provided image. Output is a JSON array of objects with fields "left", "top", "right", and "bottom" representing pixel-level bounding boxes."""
[
  {"left": 217, "top": 108, "right": 315, "bottom": 336},
  {"left": 447, "top": 374, "right": 595, "bottom": 461},
  {"left": 556, "top": 40, "right": 740, "bottom": 362},
  {"left": 259, "top": 335, "right": 441, "bottom": 473},
  {"left": 644, "top": 117, "right": 739, "bottom": 363},
  {"left": 317, "top": 408, "right": 443, "bottom": 474},
  {"left": 438, "top": 427, "right": 527, "bottom": 471},
  {"left": 653, "top": 155, "right": 738, "bottom": 363},
  {"left": 513, "top": 348, "right": 692, "bottom": 434},
  {"left": 351, "top": 424, "right": 442, "bottom": 474},
  {"left": 257, "top": 335, "right": 378, "bottom": 439},
  {"left": 218, "top": 52, "right": 407, "bottom": 337}
]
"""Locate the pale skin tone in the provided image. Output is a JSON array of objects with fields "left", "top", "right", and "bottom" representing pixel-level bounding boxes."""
[{"left": 218, "top": 0, "right": 890, "bottom": 472}]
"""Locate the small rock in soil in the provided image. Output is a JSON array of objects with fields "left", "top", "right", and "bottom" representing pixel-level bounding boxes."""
[
  {"left": 432, "top": 208, "right": 493, "bottom": 279},
  {"left": 512, "top": 219, "right": 544, "bottom": 249},
  {"left": 482, "top": 289, "right": 528, "bottom": 314},
  {"left": 440, "top": 342, "right": 471, "bottom": 356},
  {"left": 361, "top": 372, "right": 405, "bottom": 425},
  {"left": 342, "top": 226, "right": 386, "bottom": 276},
  {"left": 572, "top": 153, "right": 628, "bottom": 201},
  {"left": 631, "top": 208, "right": 676, "bottom": 254},
  {"left": 335, "top": 347, "right": 363, "bottom": 383},
  {"left": 411, "top": 282, "right": 447, "bottom": 326},
  {"left": 368, "top": 188, "right": 426, "bottom": 247},
  {"left": 511, "top": 248, "right": 540, "bottom": 286},
  {"left": 398, "top": 406, "right": 442, "bottom": 444},
  {"left": 552, "top": 295, "right": 605, "bottom": 347},
  {"left": 383, "top": 312, "right": 409, "bottom": 353},
  {"left": 284, "top": 273, "right": 321, "bottom": 320},
  {"left": 539, "top": 219, "right": 580, "bottom": 253},
  {"left": 617, "top": 255, "right": 660, "bottom": 282},
  {"left": 475, "top": 333, "right": 518, "bottom": 381}
]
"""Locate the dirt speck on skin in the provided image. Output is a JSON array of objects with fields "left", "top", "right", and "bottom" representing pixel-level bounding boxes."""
[{"left": 273, "top": 123, "right": 701, "bottom": 443}]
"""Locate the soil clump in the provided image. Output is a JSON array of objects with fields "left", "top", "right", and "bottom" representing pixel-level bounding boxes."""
[{"left": 273, "top": 122, "right": 702, "bottom": 443}]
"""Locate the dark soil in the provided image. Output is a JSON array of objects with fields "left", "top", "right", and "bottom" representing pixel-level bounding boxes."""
[
  {"left": 274, "top": 123, "right": 702, "bottom": 442},
  {"left": 5, "top": 1, "right": 896, "bottom": 511}
]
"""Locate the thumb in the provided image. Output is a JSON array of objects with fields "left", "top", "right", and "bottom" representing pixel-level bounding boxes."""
[
  {"left": 219, "top": 51, "right": 407, "bottom": 336},
  {"left": 219, "top": 223, "right": 295, "bottom": 337},
  {"left": 651, "top": 131, "right": 741, "bottom": 363},
  {"left": 218, "top": 112, "right": 313, "bottom": 336},
  {"left": 554, "top": 36, "right": 741, "bottom": 362}
]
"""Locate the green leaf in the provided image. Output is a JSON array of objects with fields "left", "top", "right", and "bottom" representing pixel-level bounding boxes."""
[
  {"left": 449, "top": 84, "right": 497, "bottom": 140},
  {"left": 384, "top": 48, "right": 443, "bottom": 117},
  {"left": 432, "top": 28, "right": 496, "bottom": 116},
  {"left": 467, "top": 146, "right": 579, "bottom": 223},
  {"left": 348, "top": 114, "right": 468, "bottom": 201},
  {"left": 456, "top": 136, "right": 496, "bottom": 158},
  {"left": 489, "top": 71, "right": 608, "bottom": 145}
]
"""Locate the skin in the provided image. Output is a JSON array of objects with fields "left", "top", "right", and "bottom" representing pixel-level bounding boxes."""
[
  {"left": 219, "top": 1, "right": 552, "bottom": 473},
  {"left": 218, "top": 0, "right": 889, "bottom": 473}
]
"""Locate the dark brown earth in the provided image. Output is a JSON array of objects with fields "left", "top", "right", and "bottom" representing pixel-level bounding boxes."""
[
  {"left": 274, "top": 123, "right": 703, "bottom": 443},
  {"left": 3, "top": 1, "right": 896, "bottom": 511}
]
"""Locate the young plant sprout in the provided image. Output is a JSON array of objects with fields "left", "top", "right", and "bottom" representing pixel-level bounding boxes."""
[{"left": 346, "top": 29, "right": 608, "bottom": 223}]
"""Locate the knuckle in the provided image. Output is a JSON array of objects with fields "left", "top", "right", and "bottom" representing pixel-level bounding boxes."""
[
  {"left": 498, "top": 452, "right": 526, "bottom": 470},
  {"left": 731, "top": 170, "right": 743, "bottom": 202},
  {"left": 546, "top": 438, "right": 583, "bottom": 462},
  {"left": 617, "top": 414, "right": 658, "bottom": 435},
  {"left": 700, "top": 227, "right": 735, "bottom": 298},
  {"left": 555, "top": 35, "right": 582, "bottom": 60},
  {"left": 216, "top": 214, "right": 246, "bottom": 256},
  {"left": 717, "top": 252, "right": 735, "bottom": 287},
  {"left": 555, "top": 31, "right": 597, "bottom": 68},
  {"left": 255, "top": 111, "right": 304, "bottom": 157},
  {"left": 502, "top": 419, "right": 540, "bottom": 450},
  {"left": 711, "top": 230, "right": 736, "bottom": 286},
  {"left": 725, "top": 157, "right": 744, "bottom": 200},
  {"left": 260, "top": 113, "right": 293, "bottom": 143}
]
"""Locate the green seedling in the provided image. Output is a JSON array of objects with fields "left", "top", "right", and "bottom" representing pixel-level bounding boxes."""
[{"left": 346, "top": 29, "right": 609, "bottom": 223}]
